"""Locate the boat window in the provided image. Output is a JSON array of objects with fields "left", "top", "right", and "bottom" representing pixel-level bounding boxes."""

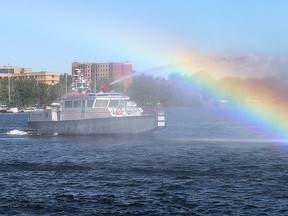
[
  {"left": 73, "top": 100, "right": 81, "bottom": 108},
  {"left": 82, "top": 100, "right": 85, "bottom": 108},
  {"left": 119, "top": 100, "right": 127, "bottom": 107},
  {"left": 64, "top": 101, "right": 72, "bottom": 108},
  {"left": 94, "top": 99, "right": 108, "bottom": 107},
  {"left": 87, "top": 99, "right": 95, "bottom": 108},
  {"left": 109, "top": 100, "right": 119, "bottom": 107}
]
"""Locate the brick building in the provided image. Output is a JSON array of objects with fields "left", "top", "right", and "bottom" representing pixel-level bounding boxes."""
[{"left": 72, "top": 61, "right": 133, "bottom": 91}]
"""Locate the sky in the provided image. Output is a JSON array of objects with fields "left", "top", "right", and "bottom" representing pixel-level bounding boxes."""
[{"left": 1, "top": 0, "right": 288, "bottom": 78}]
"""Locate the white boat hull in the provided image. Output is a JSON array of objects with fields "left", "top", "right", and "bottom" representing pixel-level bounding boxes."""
[{"left": 27, "top": 115, "right": 164, "bottom": 135}]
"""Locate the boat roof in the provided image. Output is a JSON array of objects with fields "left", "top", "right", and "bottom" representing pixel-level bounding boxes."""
[{"left": 62, "top": 92, "right": 129, "bottom": 100}]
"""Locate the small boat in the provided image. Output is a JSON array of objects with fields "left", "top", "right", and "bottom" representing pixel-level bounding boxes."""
[
  {"left": 0, "top": 104, "right": 8, "bottom": 113},
  {"left": 7, "top": 107, "right": 19, "bottom": 113},
  {"left": 21, "top": 107, "right": 40, "bottom": 113},
  {"left": 27, "top": 69, "right": 165, "bottom": 135},
  {"left": 21, "top": 107, "right": 35, "bottom": 112}
]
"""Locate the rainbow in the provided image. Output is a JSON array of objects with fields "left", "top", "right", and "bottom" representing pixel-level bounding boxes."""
[
  {"left": 165, "top": 62, "right": 288, "bottom": 141},
  {"left": 105, "top": 44, "right": 288, "bottom": 141}
]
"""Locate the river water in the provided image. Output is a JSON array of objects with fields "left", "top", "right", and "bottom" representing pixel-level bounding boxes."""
[{"left": 1, "top": 107, "right": 288, "bottom": 215}]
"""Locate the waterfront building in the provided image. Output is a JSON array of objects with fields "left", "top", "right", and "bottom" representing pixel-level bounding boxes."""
[
  {"left": 13, "top": 71, "right": 60, "bottom": 85},
  {"left": 0, "top": 66, "right": 60, "bottom": 85}
]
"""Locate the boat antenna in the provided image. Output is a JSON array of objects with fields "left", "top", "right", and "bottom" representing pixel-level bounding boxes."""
[{"left": 71, "top": 69, "right": 91, "bottom": 93}]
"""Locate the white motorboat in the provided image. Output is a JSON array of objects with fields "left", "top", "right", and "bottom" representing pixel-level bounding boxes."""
[
  {"left": 27, "top": 69, "right": 165, "bottom": 135},
  {"left": 7, "top": 107, "right": 19, "bottom": 113}
]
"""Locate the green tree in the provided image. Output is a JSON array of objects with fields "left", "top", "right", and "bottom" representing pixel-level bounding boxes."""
[{"left": 14, "top": 79, "right": 38, "bottom": 107}]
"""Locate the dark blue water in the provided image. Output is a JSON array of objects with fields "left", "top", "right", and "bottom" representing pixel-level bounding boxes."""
[{"left": 1, "top": 107, "right": 288, "bottom": 215}]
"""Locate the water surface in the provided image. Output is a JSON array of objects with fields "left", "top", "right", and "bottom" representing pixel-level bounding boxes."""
[{"left": 0, "top": 107, "right": 288, "bottom": 215}]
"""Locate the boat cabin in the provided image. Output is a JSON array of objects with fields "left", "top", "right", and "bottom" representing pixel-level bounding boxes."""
[
  {"left": 60, "top": 92, "right": 142, "bottom": 121},
  {"left": 29, "top": 69, "right": 146, "bottom": 123}
]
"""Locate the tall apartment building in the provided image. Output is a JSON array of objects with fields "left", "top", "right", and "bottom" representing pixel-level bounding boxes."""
[
  {"left": 0, "top": 66, "right": 60, "bottom": 85},
  {"left": 72, "top": 61, "right": 133, "bottom": 91}
]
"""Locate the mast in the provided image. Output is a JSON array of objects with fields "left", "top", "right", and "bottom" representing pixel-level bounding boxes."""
[
  {"left": 8, "top": 63, "right": 11, "bottom": 103},
  {"left": 65, "top": 59, "right": 68, "bottom": 93},
  {"left": 94, "top": 61, "right": 97, "bottom": 93}
]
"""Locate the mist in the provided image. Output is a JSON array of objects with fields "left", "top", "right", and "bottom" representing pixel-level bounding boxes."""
[{"left": 178, "top": 52, "right": 288, "bottom": 80}]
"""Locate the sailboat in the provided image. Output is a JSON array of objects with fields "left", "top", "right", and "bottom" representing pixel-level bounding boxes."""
[{"left": 5, "top": 64, "right": 19, "bottom": 113}]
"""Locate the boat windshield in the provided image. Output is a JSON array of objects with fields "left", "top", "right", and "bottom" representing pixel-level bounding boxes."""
[
  {"left": 94, "top": 100, "right": 108, "bottom": 107},
  {"left": 108, "top": 99, "right": 127, "bottom": 107},
  {"left": 109, "top": 100, "right": 119, "bottom": 107},
  {"left": 119, "top": 100, "right": 127, "bottom": 107}
]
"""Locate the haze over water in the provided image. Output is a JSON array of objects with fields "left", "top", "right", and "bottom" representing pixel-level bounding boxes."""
[{"left": 1, "top": 108, "right": 288, "bottom": 215}]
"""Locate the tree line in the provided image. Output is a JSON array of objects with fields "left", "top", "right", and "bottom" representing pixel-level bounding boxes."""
[
  {"left": 129, "top": 71, "right": 288, "bottom": 106},
  {"left": 0, "top": 74, "right": 72, "bottom": 108},
  {"left": 1, "top": 71, "right": 288, "bottom": 108}
]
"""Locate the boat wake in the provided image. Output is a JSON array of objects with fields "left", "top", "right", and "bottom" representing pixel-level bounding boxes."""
[{"left": 6, "top": 130, "right": 27, "bottom": 135}]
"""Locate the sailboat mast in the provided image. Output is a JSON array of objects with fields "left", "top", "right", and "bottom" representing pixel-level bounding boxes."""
[
  {"left": 94, "top": 61, "right": 97, "bottom": 93},
  {"left": 8, "top": 63, "right": 10, "bottom": 103},
  {"left": 65, "top": 59, "right": 68, "bottom": 93}
]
